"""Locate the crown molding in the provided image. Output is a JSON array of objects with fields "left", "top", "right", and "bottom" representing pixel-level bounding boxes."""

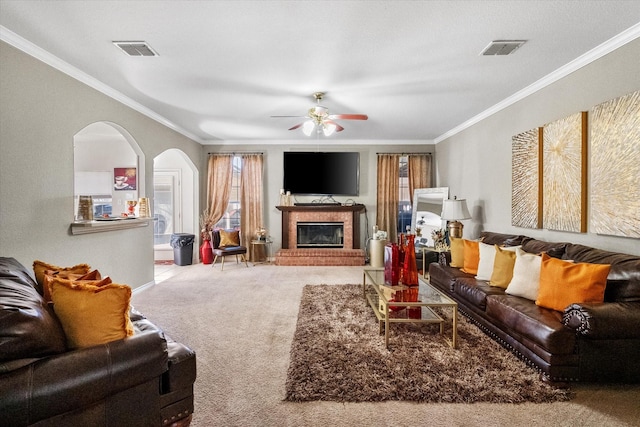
[
  {"left": 0, "top": 25, "right": 204, "bottom": 144},
  {"left": 3, "top": 21, "right": 638, "bottom": 147},
  {"left": 434, "top": 22, "right": 640, "bottom": 144},
  {"left": 202, "top": 139, "right": 435, "bottom": 146}
]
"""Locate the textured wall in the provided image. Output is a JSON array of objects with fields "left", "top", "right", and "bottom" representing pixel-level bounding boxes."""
[{"left": 435, "top": 38, "right": 640, "bottom": 256}]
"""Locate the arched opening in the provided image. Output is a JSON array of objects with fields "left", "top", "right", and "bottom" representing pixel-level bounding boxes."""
[
  {"left": 73, "top": 121, "right": 145, "bottom": 220},
  {"left": 153, "top": 149, "right": 199, "bottom": 274}
]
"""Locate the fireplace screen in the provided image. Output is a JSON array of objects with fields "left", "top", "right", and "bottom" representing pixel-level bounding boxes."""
[{"left": 297, "top": 222, "right": 344, "bottom": 248}]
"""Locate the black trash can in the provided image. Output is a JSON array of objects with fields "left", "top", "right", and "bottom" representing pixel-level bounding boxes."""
[{"left": 170, "top": 233, "right": 195, "bottom": 266}]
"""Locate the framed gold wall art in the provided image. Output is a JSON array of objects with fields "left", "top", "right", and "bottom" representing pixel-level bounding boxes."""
[
  {"left": 542, "top": 112, "right": 587, "bottom": 233},
  {"left": 512, "top": 128, "right": 542, "bottom": 229},
  {"left": 590, "top": 91, "right": 640, "bottom": 238}
]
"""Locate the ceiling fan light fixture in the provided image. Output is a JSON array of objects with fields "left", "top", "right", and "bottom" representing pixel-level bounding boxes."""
[
  {"left": 311, "top": 105, "right": 329, "bottom": 117},
  {"left": 273, "top": 92, "right": 368, "bottom": 136},
  {"left": 302, "top": 121, "right": 315, "bottom": 136},
  {"left": 323, "top": 123, "right": 337, "bottom": 136}
]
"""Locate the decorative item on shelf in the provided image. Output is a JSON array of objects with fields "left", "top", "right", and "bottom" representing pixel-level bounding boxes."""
[
  {"left": 373, "top": 227, "right": 388, "bottom": 241},
  {"left": 126, "top": 200, "right": 137, "bottom": 216},
  {"left": 256, "top": 227, "right": 268, "bottom": 241},
  {"left": 408, "top": 305, "right": 422, "bottom": 319},
  {"left": 76, "top": 195, "right": 94, "bottom": 221},
  {"left": 285, "top": 190, "right": 292, "bottom": 206},
  {"left": 388, "top": 297, "right": 405, "bottom": 312},
  {"left": 441, "top": 196, "right": 471, "bottom": 239},
  {"left": 137, "top": 197, "right": 151, "bottom": 218},
  {"left": 435, "top": 241, "right": 450, "bottom": 252},
  {"left": 431, "top": 228, "right": 448, "bottom": 250},
  {"left": 279, "top": 189, "right": 287, "bottom": 206},
  {"left": 402, "top": 234, "right": 419, "bottom": 286}
]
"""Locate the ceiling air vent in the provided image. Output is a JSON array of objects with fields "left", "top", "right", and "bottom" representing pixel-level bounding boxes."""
[
  {"left": 113, "top": 41, "right": 158, "bottom": 57},
  {"left": 480, "top": 40, "right": 526, "bottom": 56}
]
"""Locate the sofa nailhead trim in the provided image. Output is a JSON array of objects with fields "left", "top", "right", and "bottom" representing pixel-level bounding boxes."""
[{"left": 457, "top": 308, "right": 580, "bottom": 383}]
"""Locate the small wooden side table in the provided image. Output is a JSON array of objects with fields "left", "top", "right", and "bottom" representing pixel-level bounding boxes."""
[{"left": 250, "top": 239, "right": 273, "bottom": 265}]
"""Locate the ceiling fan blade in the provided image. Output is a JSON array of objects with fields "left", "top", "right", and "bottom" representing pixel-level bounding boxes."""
[
  {"left": 288, "top": 123, "right": 305, "bottom": 131},
  {"left": 324, "top": 121, "right": 344, "bottom": 132},
  {"left": 328, "top": 114, "right": 368, "bottom": 120}
]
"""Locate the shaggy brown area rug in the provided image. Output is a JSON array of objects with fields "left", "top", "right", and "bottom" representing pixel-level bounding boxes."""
[{"left": 285, "top": 284, "right": 572, "bottom": 403}]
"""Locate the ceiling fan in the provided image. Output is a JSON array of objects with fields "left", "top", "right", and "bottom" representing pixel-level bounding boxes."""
[{"left": 272, "top": 92, "right": 368, "bottom": 136}]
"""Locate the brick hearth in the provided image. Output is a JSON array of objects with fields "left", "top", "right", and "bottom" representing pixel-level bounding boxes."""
[
  {"left": 275, "top": 204, "right": 366, "bottom": 266},
  {"left": 275, "top": 248, "right": 365, "bottom": 266}
]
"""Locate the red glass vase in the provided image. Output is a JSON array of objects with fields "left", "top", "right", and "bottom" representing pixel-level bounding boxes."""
[
  {"left": 200, "top": 239, "right": 213, "bottom": 264},
  {"left": 402, "top": 234, "right": 419, "bottom": 286},
  {"left": 384, "top": 242, "right": 400, "bottom": 286}
]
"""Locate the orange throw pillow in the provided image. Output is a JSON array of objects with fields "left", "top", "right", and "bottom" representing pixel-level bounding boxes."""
[
  {"left": 50, "top": 278, "right": 134, "bottom": 349},
  {"left": 33, "top": 260, "right": 90, "bottom": 290},
  {"left": 449, "top": 238, "right": 464, "bottom": 268},
  {"left": 461, "top": 240, "right": 480, "bottom": 275},
  {"left": 43, "top": 269, "right": 111, "bottom": 302},
  {"left": 535, "top": 253, "right": 610, "bottom": 312}
]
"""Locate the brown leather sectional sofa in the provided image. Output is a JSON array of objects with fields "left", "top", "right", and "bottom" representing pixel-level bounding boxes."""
[
  {"left": 428, "top": 231, "right": 640, "bottom": 383},
  {"left": 0, "top": 257, "right": 196, "bottom": 426}
]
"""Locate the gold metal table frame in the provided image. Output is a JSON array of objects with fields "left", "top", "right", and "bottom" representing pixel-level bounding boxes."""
[
  {"left": 250, "top": 239, "right": 273, "bottom": 265},
  {"left": 363, "top": 267, "right": 457, "bottom": 349}
]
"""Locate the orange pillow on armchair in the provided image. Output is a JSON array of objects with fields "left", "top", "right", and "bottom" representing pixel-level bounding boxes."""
[{"left": 219, "top": 230, "right": 241, "bottom": 247}]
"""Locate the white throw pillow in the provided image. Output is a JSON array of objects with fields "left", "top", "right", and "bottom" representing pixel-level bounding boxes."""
[
  {"left": 505, "top": 247, "right": 542, "bottom": 300},
  {"left": 475, "top": 242, "right": 497, "bottom": 281}
]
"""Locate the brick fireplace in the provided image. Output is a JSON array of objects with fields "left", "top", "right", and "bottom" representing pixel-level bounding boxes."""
[{"left": 275, "top": 204, "right": 366, "bottom": 266}]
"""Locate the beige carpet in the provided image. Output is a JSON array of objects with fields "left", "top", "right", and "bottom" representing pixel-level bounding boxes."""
[{"left": 132, "top": 264, "right": 640, "bottom": 427}]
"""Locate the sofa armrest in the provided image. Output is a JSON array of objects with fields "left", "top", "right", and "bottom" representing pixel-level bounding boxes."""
[
  {"left": 562, "top": 302, "right": 640, "bottom": 339},
  {"left": 0, "top": 330, "right": 168, "bottom": 426}
]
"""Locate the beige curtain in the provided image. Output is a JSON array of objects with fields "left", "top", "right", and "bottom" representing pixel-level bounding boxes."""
[
  {"left": 240, "top": 154, "right": 264, "bottom": 262},
  {"left": 205, "top": 154, "right": 234, "bottom": 229},
  {"left": 407, "top": 154, "right": 432, "bottom": 204},
  {"left": 376, "top": 154, "right": 401, "bottom": 244}
]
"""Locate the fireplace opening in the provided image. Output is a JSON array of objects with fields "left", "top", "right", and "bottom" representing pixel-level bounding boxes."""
[{"left": 297, "top": 222, "right": 344, "bottom": 248}]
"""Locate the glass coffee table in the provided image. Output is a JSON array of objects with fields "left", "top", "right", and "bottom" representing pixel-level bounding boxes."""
[{"left": 363, "top": 267, "right": 457, "bottom": 349}]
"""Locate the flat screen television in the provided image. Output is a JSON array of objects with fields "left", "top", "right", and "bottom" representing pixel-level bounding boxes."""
[{"left": 283, "top": 151, "right": 359, "bottom": 196}]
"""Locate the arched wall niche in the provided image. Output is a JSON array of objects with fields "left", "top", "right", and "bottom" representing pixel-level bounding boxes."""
[{"left": 73, "top": 121, "right": 146, "bottom": 219}]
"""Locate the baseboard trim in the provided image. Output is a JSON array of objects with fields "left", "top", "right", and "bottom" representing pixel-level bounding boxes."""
[{"left": 133, "top": 280, "right": 156, "bottom": 294}]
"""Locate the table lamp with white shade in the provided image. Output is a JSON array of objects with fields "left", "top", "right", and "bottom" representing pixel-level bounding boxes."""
[{"left": 441, "top": 197, "right": 471, "bottom": 239}]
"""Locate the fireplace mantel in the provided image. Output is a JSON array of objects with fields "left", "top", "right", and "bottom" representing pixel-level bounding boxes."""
[
  {"left": 276, "top": 204, "right": 365, "bottom": 213},
  {"left": 276, "top": 204, "right": 365, "bottom": 249}
]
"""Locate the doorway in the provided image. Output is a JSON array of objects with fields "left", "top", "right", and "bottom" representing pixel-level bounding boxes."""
[
  {"left": 153, "top": 169, "right": 181, "bottom": 261},
  {"left": 153, "top": 149, "right": 199, "bottom": 272}
]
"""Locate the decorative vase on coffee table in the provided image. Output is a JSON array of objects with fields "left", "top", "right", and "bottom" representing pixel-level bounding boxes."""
[{"left": 402, "top": 234, "right": 419, "bottom": 287}]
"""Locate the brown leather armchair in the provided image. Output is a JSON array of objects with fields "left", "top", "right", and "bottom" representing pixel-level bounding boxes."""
[{"left": 211, "top": 229, "right": 248, "bottom": 270}]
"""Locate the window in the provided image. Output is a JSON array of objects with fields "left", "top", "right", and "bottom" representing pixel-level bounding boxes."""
[{"left": 214, "top": 156, "right": 242, "bottom": 230}]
